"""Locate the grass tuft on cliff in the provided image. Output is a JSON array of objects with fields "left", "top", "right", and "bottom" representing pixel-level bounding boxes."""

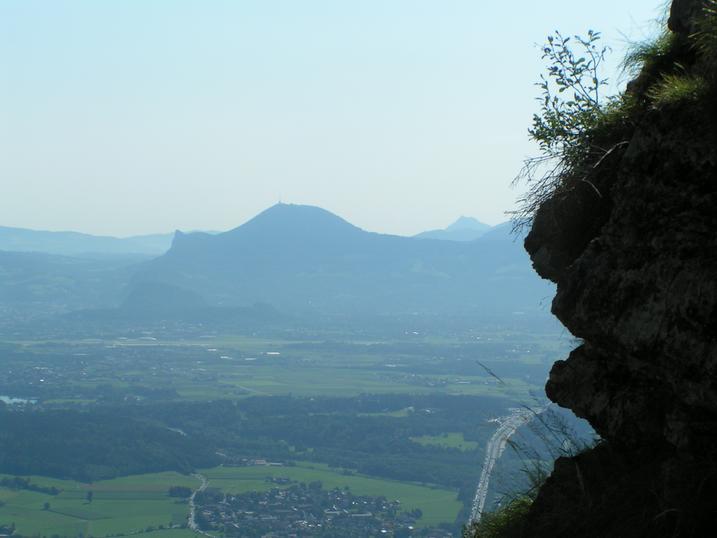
[
  {"left": 622, "top": 31, "right": 681, "bottom": 80},
  {"left": 648, "top": 72, "right": 710, "bottom": 105},
  {"left": 462, "top": 497, "right": 532, "bottom": 538}
]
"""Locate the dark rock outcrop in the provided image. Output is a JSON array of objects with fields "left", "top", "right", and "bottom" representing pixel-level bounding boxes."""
[
  {"left": 669, "top": 0, "right": 709, "bottom": 33},
  {"left": 523, "top": 1, "right": 717, "bottom": 536}
]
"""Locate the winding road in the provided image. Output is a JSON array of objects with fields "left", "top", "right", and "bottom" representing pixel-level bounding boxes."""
[
  {"left": 469, "top": 407, "right": 537, "bottom": 523},
  {"left": 188, "top": 473, "right": 216, "bottom": 538}
]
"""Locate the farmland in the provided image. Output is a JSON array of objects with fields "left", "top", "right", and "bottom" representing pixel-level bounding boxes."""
[
  {"left": 0, "top": 330, "right": 562, "bottom": 405},
  {"left": 0, "top": 463, "right": 461, "bottom": 535},
  {"left": 0, "top": 323, "right": 576, "bottom": 536},
  {"left": 0, "top": 472, "right": 198, "bottom": 537}
]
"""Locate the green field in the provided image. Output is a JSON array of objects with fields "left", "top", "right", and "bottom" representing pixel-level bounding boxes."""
[
  {"left": 0, "top": 330, "right": 563, "bottom": 536},
  {"left": 4, "top": 331, "right": 556, "bottom": 404},
  {"left": 410, "top": 432, "right": 480, "bottom": 451},
  {"left": 201, "top": 462, "right": 462, "bottom": 528},
  {"left": 0, "top": 472, "right": 198, "bottom": 537},
  {"left": 0, "top": 463, "right": 462, "bottom": 535}
]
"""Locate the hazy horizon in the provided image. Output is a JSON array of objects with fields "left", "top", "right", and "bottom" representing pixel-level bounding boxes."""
[
  {"left": 2, "top": 0, "right": 661, "bottom": 237},
  {"left": 0, "top": 202, "right": 504, "bottom": 239}
]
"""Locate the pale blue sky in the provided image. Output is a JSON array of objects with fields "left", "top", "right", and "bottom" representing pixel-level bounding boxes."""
[{"left": 1, "top": 0, "right": 664, "bottom": 236}]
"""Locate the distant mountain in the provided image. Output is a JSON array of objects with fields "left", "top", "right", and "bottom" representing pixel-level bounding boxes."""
[
  {"left": 474, "top": 221, "right": 517, "bottom": 241},
  {"left": 0, "top": 226, "right": 174, "bottom": 257},
  {"left": 414, "top": 216, "right": 493, "bottom": 241},
  {"left": 0, "top": 250, "right": 135, "bottom": 318},
  {"left": 134, "top": 203, "right": 552, "bottom": 317}
]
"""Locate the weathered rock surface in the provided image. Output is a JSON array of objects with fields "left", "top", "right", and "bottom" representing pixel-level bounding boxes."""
[{"left": 523, "top": 1, "right": 717, "bottom": 536}]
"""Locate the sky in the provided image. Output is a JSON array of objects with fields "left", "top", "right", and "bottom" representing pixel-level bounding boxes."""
[{"left": 1, "top": 0, "right": 664, "bottom": 237}]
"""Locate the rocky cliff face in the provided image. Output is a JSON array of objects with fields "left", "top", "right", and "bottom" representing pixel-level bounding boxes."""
[{"left": 523, "top": 1, "right": 717, "bottom": 536}]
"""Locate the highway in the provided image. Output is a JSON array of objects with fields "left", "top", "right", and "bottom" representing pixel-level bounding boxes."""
[{"left": 468, "top": 407, "right": 537, "bottom": 523}]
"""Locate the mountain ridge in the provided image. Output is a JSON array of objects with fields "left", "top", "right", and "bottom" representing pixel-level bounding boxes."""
[
  {"left": 0, "top": 204, "right": 551, "bottom": 323},
  {"left": 135, "top": 203, "right": 550, "bottom": 316},
  {"left": 0, "top": 225, "right": 175, "bottom": 257}
]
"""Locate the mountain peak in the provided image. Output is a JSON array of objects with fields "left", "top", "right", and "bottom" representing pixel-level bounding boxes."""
[
  {"left": 446, "top": 216, "right": 491, "bottom": 232},
  {"left": 413, "top": 216, "right": 491, "bottom": 242},
  {"left": 227, "top": 203, "right": 362, "bottom": 237}
]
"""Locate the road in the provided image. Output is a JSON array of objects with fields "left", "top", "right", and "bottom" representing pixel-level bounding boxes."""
[
  {"left": 188, "top": 473, "right": 216, "bottom": 538},
  {"left": 468, "top": 407, "right": 537, "bottom": 523}
]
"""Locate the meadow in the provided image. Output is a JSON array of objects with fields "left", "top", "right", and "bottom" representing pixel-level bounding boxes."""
[
  {"left": 0, "top": 472, "right": 198, "bottom": 537},
  {"left": 0, "top": 462, "right": 463, "bottom": 535},
  {"left": 0, "top": 328, "right": 566, "bottom": 536}
]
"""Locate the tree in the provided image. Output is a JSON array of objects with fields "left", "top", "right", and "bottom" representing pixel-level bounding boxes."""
[
  {"left": 43, "top": 501, "right": 51, "bottom": 511},
  {"left": 530, "top": 31, "right": 608, "bottom": 160},
  {"left": 513, "top": 30, "right": 612, "bottom": 227}
]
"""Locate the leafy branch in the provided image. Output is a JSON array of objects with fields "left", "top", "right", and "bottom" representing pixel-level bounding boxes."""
[{"left": 512, "top": 30, "right": 612, "bottom": 228}]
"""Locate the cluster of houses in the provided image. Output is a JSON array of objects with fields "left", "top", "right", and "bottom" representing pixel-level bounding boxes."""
[{"left": 194, "top": 481, "right": 453, "bottom": 537}]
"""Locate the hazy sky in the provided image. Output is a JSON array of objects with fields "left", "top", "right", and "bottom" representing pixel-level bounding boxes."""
[{"left": 1, "top": 0, "right": 663, "bottom": 237}]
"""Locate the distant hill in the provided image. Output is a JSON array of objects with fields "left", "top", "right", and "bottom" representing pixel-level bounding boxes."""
[
  {"left": 414, "top": 216, "right": 493, "bottom": 241},
  {"left": 134, "top": 204, "right": 552, "bottom": 317},
  {"left": 0, "top": 250, "right": 135, "bottom": 318},
  {"left": 0, "top": 226, "right": 174, "bottom": 257},
  {"left": 473, "top": 221, "right": 516, "bottom": 241}
]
